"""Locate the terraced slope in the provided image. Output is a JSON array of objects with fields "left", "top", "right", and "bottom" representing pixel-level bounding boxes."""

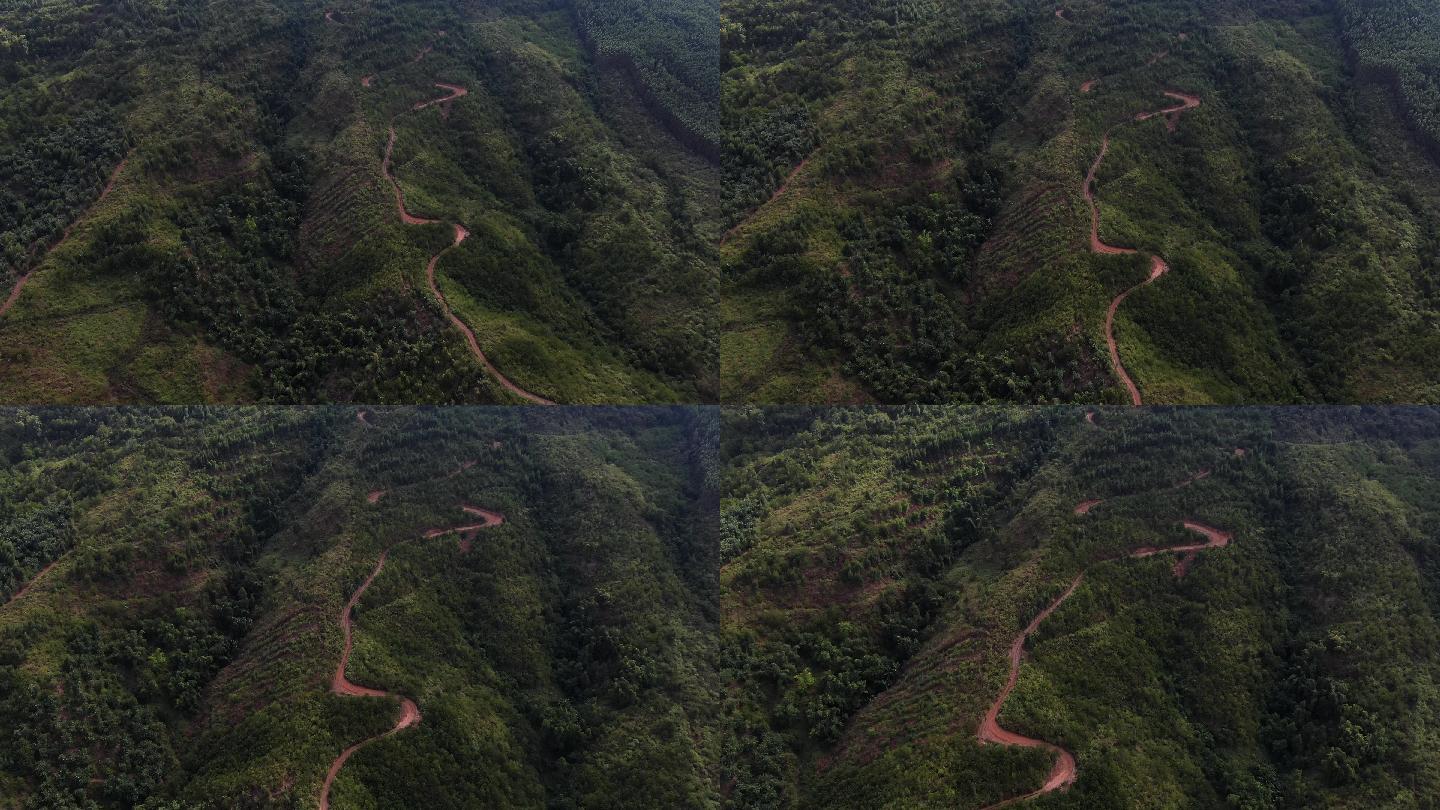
[
  {"left": 0, "top": 0, "right": 717, "bottom": 404},
  {"left": 0, "top": 406, "right": 720, "bottom": 808},
  {"left": 721, "top": 406, "right": 1440, "bottom": 807},
  {"left": 722, "top": 0, "right": 1440, "bottom": 404}
]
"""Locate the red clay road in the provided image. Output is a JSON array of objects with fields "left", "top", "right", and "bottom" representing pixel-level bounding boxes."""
[
  {"left": 1084, "top": 91, "right": 1199, "bottom": 405},
  {"left": 1074, "top": 499, "right": 1103, "bottom": 515},
  {"left": 424, "top": 225, "right": 554, "bottom": 404},
  {"left": 978, "top": 518, "right": 1234, "bottom": 808},
  {"left": 976, "top": 575, "right": 1084, "bottom": 808},
  {"left": 2, "top": 154, "right": 130, "bottom": 319},
  {"left": 382, "top": 83, "right": 554, "bottom": 404},
  {"left": 320, "top": 504, "right": 505, "bottom": 809}
]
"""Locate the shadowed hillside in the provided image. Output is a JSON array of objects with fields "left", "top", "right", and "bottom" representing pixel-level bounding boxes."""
[
  {"left": 722, "top": 0, "right": 1440, "bottom": 405},
  {"left": 0, "top": 406, "right": 719, "bottom": 808},
  {"left": 722, "top": 406, "right": 1440, "bottom": 807},
  {"left": 0, "top": 0, "right": 717, "bottom": 404}
]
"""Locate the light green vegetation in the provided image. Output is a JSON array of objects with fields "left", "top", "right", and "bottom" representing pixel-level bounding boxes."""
[
  {"left": 722, "top": 406, "right": 1440, "bottom": 807},
  {"left": 0, "top": 0, "right": 717, "bottom": 404},
  {"left": 722, "top": 0, "right": 1440, "bottom": 404},
  {"left": 0, "top": 406, "right": 719, "bottom": 808}
]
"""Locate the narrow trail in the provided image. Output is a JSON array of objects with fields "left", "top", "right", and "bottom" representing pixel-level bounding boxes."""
[
  {"left": 2, "top": 559, "right": 62, "bottom": 610},
  {"left": 1078, "top": 42, "right": 1201, "bottom": 406},
  {"left": 721, "top": 154, "right": 813, "bottom": 247},
  {"left": 978, "top": 447, "right": 1238, "bottom": 807},
  {"left": 378, "top": 78, "right": 553, "bottom": 405},
  {"left": 320, "top": 504, "right": 505, "bottom": 810},
  {"left": 2, "top": 154, "right": 130, "bottom": 319}
]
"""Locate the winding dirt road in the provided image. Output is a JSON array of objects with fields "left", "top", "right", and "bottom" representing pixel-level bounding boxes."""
[
  {"left": 320, "top": 504, "right": 505, "bottom": 809},
  {"left": 380, "top": 82, "right": 554, "bottom": 405},
  {"left": 1084, "top": 89, "right": 1200, "bottom": 405},
  {"left": 2, "top": 154, "right": 130, "bottom": 319},
  {"left": 977, "top": 575, "right": 1083, "bottom": 808},
  {"left": 977, "top": 508, "right": 1234, "bottom": 808}
]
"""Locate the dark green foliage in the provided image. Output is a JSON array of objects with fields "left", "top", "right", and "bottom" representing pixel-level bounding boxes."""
[
  {"left": 723, "top": 0, "right": 1440, "bottom": 404},
  {"left": 0, "top": 406, "right": 719, "bottom": 808},
  {"left": 0, "top": 0, "right": 715, "bottom": 404},
  {"left": 723, "top": 406, "right": 1440, "bottom": 808}
]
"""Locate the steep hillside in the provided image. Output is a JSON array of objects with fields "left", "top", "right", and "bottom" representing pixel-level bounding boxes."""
[
  {"left": 0, "top": 406, "right": 720, "bottom": 808},
  {"left": 722, "top": 406, "right": 1440, "bottom": 807},
  {"left": 0, "top": 0, "right": 718, "bottom": 404},
  {"left": 721, "top": 0, "right": 1440, "bottom": 404}
]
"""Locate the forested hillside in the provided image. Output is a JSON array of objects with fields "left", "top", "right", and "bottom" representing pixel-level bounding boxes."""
[
  {"left": 0, "top": 406, "right": 720, "bottom": 808},
  {"left": 722, "top": 406, "right": 1440, "bottom": 807},
  {"left": 0, "top": 0, "right": 718, "bottom": 405},
  {"left": 722, "top": 0, "right": 1440, "bottom": 404}
]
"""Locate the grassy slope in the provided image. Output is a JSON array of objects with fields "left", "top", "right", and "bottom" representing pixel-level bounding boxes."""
[
  {"left": 721, "top": 406, "right": 1440, "bottom": 808},
  {"left": 0, "top": 0, "right": 716, "bottom": 404},
  {"left": 0, "top": 407, "right": 719, "bottom": 808},
  {"left": 721, "top": 0, "right": 1440, "bottom": 404}
]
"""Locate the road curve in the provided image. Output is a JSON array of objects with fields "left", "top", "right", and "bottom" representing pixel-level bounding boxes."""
[
  {"left": 977, "top": 518, "right": 1233, "bottom": 808},
  {"left": 1084, "top": 91, "right": 1201, "bottom": 405},
  {"left": 2, "top": 154, "right": 130, "bottom": 319},
  {"left": 382, "top": 83, "right": 554, "bottom": 404},
  {"left": 976, "top": 575, "right": 1084, "bottom": 809},
  {"left": 320, "top": 505, "right": 505, "bottom": 809}
]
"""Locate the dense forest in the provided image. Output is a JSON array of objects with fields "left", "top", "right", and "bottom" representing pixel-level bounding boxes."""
[
  {"left": 0, "top": 406, "right": 719, "bottom": 807},
  {"left": 722, "top": 0, "right": 1440, "bottom": 404},
  {"left": 0, "top": 0, "right": 718, "bottom": 405},
  {"left": 722, "top": 406, "right": 1440, "bottom": 807}
]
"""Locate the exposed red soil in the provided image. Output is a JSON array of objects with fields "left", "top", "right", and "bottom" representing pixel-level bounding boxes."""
[
  {"left": 1084, "top": 90, "right": 1200, "bottom": 405},
  {"left": 1084, "top": 410, "right": 1097, "bottom": 425},
  {"left": 320, "top": 504, "right": 504, "bottom": 809},
  {"left": 976, "top": 575, "right": 1083, "bottom": 808},
  {"left": 2, "top": 154, "right": 130, "bottom": 319},
  {"left": 381, "top": 127, "right": 439, "bottom": 226},
  {"left": 1073, "top": 499, "right": 1103, "bottom": 515},
  {"left": 413, "top": 82, "right": 467, "bottom": 111},
  {"left": 978, "top": 513, "right": 1233, "bottom": 807},
  {"left": 380, "top": 81, "right": 554, "bottom": 404},
  {"left": 1133, "top": 520, "right": 1233, "bottom": 577},
  {"left": 424, "top": 225, "right": 555, "bottom": 404},
  {"left": 324, "top": 10, "right": 336, "bottom": 23},
  {"left": 1055, "top": 8, "right": 1069, "bottom": 20},
  {"left": 1080, "top": 79, "right": 1098, "bottom": 93},
  {"left": 361, "top": 75, "right": 374, "bottom": 88},
  {"left": 721, "top": 154, "right": 813, "bottom": 246},
  {"left": 366, "top": 490, "right": 385, "bottom": 504},
  {"left": 356, "top": 410, "right": 372, "bottom": 426},
  {"left": 2, "top": 559, "right": 62, "bottom": 609},
  {"left": 1234, "top": 448, "right": 1246, "bottom": 457},
  {"left": 413, "top": 45, "right": 432, "bottom": 63}
]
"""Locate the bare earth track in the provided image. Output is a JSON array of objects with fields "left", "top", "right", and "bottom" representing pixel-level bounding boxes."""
[
  {"left": 319, "top": 503, "right": 505, "bottom": 809},
  {"left": 720, "top": 154, "right": 814, "bottom": 246},
  {"left": 976, "top": 416, "right": 1241, "bottom": 807},
  {"left": 1079, "top": 41, "right": 1201, "bottom": 405},
  {"left": 369, "top": 36, "right": 552, "bottom": 404},
  {"left": 2, "top": 154, "right": 131, "bottom": 319}
]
